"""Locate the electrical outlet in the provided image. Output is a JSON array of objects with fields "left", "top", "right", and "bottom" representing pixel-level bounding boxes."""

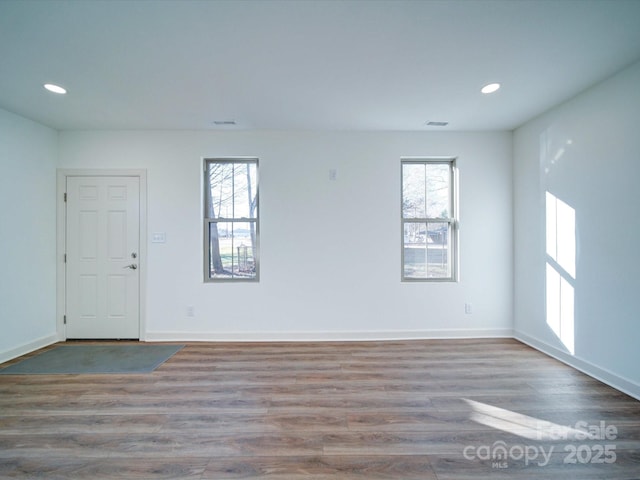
[
  {"left": 465, "top": 303, "right": 473, "bottom": 315},
  {"left": 186, "top": 305, "right": 195, "bottom": 317}
]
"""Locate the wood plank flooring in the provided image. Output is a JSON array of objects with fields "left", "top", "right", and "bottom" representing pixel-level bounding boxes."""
[{"left": 1, "top": 339, "right": 639, "bottom": 479}]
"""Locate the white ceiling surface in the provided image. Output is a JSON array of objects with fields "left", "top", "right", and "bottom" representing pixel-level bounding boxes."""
[{"left": 1, "top": 0, "right": 640, "bottom": 132}]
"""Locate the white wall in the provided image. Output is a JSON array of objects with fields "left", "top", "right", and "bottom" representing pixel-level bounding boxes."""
[
  {"left": 59, "top": 130, "right": 513, "bottom": 340},
  {"left": 514, "top": 60, "right": 640, "bottom": 398},
  {"left": 0, "top": 108, "right": 58, "bottom": 362}
]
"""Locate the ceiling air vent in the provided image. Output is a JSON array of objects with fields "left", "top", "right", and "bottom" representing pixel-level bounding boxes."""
[{"left": 426, "top": 121, "right": 449, "bottom": 127}]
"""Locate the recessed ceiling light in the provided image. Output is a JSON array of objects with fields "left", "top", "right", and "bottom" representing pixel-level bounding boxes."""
[
  {"left": 426, "top": 121, "right": 449, "bottom": 127},
  {"left": 481, "top": 83, "right": 501, "bottom": 94},
  {"left": 44, "top": 83, "right": 67, "bottom": 94}
]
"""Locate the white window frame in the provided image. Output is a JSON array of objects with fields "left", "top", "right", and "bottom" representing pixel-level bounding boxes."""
[
  {"left": 401, "top": 157, "right": 459, "bottom": 282},
  {"left": 203, "top": 158, "right": 259, "bottom": 282}
]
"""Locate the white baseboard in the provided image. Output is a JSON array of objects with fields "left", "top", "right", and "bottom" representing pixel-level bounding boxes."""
[
  {"left": 145, "top": 328, "right": 514, "bottom": 343},
  {"left": 515, "top": 331, "right": 640, "bottom": 401},
  {"left": 0, "top": 333, "right": 59, "bottom": 365}
]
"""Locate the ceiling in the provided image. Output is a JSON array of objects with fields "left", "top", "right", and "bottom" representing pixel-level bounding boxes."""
[{"left": 1, "top": 0, "right": 640, "bottom": 132}]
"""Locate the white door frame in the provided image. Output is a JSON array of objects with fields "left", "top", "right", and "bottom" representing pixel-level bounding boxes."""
[{"left": 56, "top": 169, "right": 148, "bottom": 341}]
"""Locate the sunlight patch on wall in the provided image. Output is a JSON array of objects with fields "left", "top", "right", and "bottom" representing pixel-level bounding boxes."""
[{"left": 545, "top": 192, "right": 576, "bottom": 354}]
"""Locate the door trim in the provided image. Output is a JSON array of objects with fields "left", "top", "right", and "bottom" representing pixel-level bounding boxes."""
[{"left": 56, "top": 169, "right": 148, "bottom": 341}]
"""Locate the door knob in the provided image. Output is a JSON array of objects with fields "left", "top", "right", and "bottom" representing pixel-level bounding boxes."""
[{"left": 124, "top": 264, "right": 138, "bottom": 270}]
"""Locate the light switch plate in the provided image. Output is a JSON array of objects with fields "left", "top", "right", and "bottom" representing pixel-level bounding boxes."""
[{"left": 152, "top": 232, "right": 166, "bottom": 243}]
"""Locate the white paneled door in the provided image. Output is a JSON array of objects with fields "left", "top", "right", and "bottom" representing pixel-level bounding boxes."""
[{"left": 65, "top": 176, "right": 140, "bottom": 339}]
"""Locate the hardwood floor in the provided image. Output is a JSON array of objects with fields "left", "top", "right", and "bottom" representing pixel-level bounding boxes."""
[{"left": 1, "top": 339, "right": 639, "bottom": 479}]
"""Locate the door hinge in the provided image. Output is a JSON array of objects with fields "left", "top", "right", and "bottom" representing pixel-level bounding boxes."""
[
  {"left": 63, "top": 192, "right": 67, "bottom": 202},
  {"left": 63, "top": 253, "right": 67, "bottom": 263},
  {"left": 63, "top": 315, "right": 67, "bottom": 325}
]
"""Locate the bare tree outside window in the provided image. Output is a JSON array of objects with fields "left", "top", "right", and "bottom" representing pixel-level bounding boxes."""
[{"left": 204, "top": 159, "right": 258, "bottom": 281}]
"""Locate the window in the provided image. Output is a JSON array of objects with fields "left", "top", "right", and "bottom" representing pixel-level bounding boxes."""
[
  {"left": 401, "top": 158, "right": 458, "bottom": 281},
  {"left": 204, "top": 158, "right": 259, "bottom": 281}
]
